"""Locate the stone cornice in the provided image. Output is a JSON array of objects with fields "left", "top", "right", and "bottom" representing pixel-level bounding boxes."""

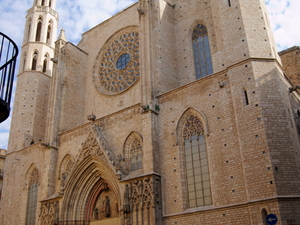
[
  {"left": 163, "top": 195, "right": 300, "bottom": 218},
  {"left": 27, "top": 6, "right": 58, "bottom": 20},
  {"left": 156, "top": 57, "right": 284, "bottom": 99}
]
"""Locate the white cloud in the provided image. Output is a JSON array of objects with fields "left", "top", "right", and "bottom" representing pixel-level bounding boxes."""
[
  {"left": 266, "top": 0, "right": 300, "bottom": 51},
  {"left": 57, "top": 0, "right": 137, "bottom": 44}
]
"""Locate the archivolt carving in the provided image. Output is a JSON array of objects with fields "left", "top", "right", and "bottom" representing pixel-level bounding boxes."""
[
  {"left": 60, "top": 157, "right": 121, "bottom": 224},
  {"left": 39, "top": 201, "right": 59, "bottom": 225}
]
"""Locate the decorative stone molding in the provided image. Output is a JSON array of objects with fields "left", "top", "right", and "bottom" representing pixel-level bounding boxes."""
[
  {"left": 39, "top": 201, "right": 59, "bottom": 225},
  {"left": 78, "top": 124, "right": 119, "bottom": 174},
  {"left": 59, "top": 154, "right": 75, "bottom": 192},
  {"left": 122, "top": 174, "right": 162, "bottom": 225},
  {"left": 27, "top": 6, "right": 58, "bottom": 19}
]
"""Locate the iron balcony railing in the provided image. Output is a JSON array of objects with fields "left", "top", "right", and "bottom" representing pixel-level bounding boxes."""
[{"left": 0, "top": 32, "right": 18, "bottom": 123}]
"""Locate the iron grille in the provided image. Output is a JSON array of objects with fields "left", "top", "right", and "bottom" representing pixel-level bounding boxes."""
[{"left": 0, "top": 32, "right": 18, "bottom": 123}]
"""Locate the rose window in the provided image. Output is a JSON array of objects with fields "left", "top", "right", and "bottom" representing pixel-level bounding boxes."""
[{"left": 94, "top": 29, "right": 140, "bottom": 95}]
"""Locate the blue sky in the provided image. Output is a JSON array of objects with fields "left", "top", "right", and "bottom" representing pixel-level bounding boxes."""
[{"left": 0, "top": 0, "right": 299, "bottom": 150}]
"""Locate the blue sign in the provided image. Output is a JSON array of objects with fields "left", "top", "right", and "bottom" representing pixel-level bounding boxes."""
[{"left": 266, "top": 214, "right": 278, "bottom": 225}]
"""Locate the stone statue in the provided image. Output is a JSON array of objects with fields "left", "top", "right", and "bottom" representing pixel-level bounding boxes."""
[
  {"left": 94, "top": 208, "right": 99, "bottom": 220},
  {"left": 105, "top": 195, "right": 111, "bottom": 217}
]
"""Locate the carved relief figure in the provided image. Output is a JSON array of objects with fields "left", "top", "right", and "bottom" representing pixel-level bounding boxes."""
[
  {"left": 94, "top": 208, "right": 99, "bottom": 220},
  {"left": 91, "top": 185, "right": 119, "bottom": 221},
  {"left": 104, "top": 195, "right": 111, "bottom": 217},
  {"left": 59, "top": 155, "right": 74, "bottom": 191}
]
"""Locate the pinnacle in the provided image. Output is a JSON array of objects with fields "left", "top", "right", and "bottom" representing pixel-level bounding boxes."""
[{"left": 57, "top": 28, "right": 67, "bottom": 42}]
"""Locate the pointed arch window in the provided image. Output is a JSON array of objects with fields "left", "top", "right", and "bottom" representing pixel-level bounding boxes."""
[
  {"left": 26, "top": 168, "right": 39, "bottom": 225},
  {"left": 192, "top": 24, "right": 213, "bottom": 79},
  {"left": 124, "top": 132, "right": 143, "bottom": 172},
  {"left": 49, "top": 0, "right": 52, "bottom": 7},
  {"left": 46, "top": 21, "right": 52, "bottom": 44},
  {"left": 32, "top": 51, "right": 38, "bottom": 71},
  {"left": 27, "top": 18, "right": 32, "bottom": 42},
  {"left": 35, "top": 17, "right": 43, "bottom": 42},
  {"left": 23, "top": 52, "right": 27, "bottom": 71},
  {"left": 183, "top": 114, "right": 212, "bottom": 207},
  {"left": 41, "top": 0, "right": 45, "bottom": 6},
  {"left": 130, "top": 138, "right": 142, "bottom": 171},
  {"left": 43, "top": 54, "right": 49, "bottom": 73},
  {"left": 262, "top": 209, "right": 268, "bottom": 225}
]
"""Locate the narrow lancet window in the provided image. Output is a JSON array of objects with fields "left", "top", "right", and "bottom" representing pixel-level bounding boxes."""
[
  {"left": 43, "top": 54, "right": 48, "bottom": 73},
  {"left": 35, "top": 18, "right": 43, "bottom": 42},
  {"left": 27, "top": 19, "right": 32, "bottom": 42},
  {"left": 32, "top": 51, "right": 38, "bottom": 71},
  {"left": 192, "top": 24, "right": 213, "bottom": 79},
  {"left": 49, "top": 0, "right": 52, "bottom": 7},
  {"left": 243, "top": 88, "right": 249, "bottom": 105},
  {"left": 26, "top": 168, "right": 39, "bottom": 225},
  {"left": 228, "top": 0, "right": 231, "bottom": 7},
  {"left": 46, "top": 22, "right": 52, "bottom": 44},
  {"left": 41, "top": 0, "right": 45, "bottom": 6},
  {"left": 23, "top": 52, "right": 27, "bottom": 71},
  {"left": 183, "top": 115, "right": 212, "bottom": 208}
]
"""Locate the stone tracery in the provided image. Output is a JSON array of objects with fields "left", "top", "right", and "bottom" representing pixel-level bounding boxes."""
[
  {"left": 123, "top": 132, "right": 143, "bottom": 173},
  {"left": 94, "top": 28, "right": 140, "bottom": 95},
  {"left": 123, "top": 175, "right": 162, "bottom": 225},
  {"left": 60, "top": 155, "right": 74, "bottom": 190},
  {"left": 183, "top": 114, "right": 205, "bottom": 140},
  {"left": 39, "top": 201, "right": 59, "bottom": 225},
  {"left": 29, "top": 167, "right": 39, "bottom": 186}
]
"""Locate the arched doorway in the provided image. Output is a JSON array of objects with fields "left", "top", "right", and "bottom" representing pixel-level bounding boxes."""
[{"left": 60, "top": 155, "right": 121, "bottom": 225}]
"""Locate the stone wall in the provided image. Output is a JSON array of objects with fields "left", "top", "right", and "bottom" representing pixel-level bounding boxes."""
[{"left": 279, "top": 46, "right": 300, "bottom": 86}]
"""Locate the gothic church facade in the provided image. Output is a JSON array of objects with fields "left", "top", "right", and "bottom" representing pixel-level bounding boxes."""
[{"left": 1, "top": 0, "right": 300, "bottom": 224}]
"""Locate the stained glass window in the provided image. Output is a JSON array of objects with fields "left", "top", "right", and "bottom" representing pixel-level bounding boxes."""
[
  {"left": 31, "top": 51, "right": 38, "bottom": 71},
  {"left": 116, "top": 53, "right": 130, "bottom": 70},
  {"left": 192, "top": 24, "right": 213, "bottom": 79},
  {"left": 35, "top": 18, "right": 42, "bottom": 42},
  {"left": 26, "top": 168, "right": 39, "bottom": 225},
  {"left": 183, "top": 115, "right": 212, "bottom": 207},
  {"left": 130, "top": 138, "right": 142, "bottom": 171}
]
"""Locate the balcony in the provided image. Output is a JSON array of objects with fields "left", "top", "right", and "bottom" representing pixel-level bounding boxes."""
[{"left": 0, "top": 32, "right": 18, "bottom": 123}]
